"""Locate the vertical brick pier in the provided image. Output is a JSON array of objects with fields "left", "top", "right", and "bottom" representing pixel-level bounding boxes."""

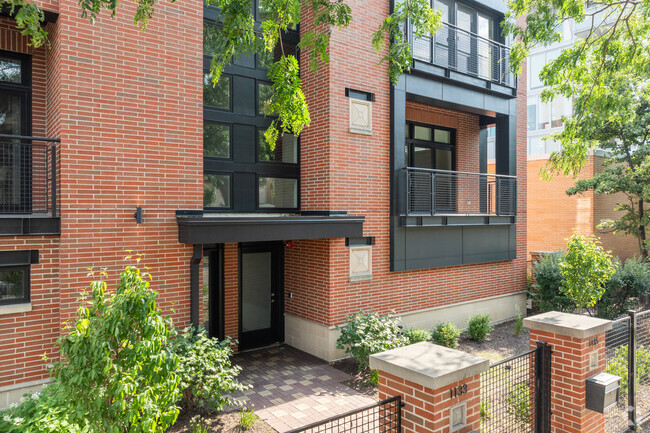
[
  {"left": 525, "top": 312, "right": 612, "bottom": 433},
  {"left": 370, "top": 342, "right": 489, "bottom": 433}
]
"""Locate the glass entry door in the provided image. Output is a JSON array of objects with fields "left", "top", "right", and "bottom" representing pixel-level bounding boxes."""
[{"left": 240, "top": 242, "right": 283, "bottom": 350}]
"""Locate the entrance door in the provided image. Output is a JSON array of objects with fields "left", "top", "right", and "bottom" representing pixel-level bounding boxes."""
[{"left": 240, "top": 242, "right": 283, "bottom": 350}]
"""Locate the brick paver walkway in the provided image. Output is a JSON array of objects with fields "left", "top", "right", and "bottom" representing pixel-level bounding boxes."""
[{"left": 226, "top": 345, "right": 376, "bottom": 432}]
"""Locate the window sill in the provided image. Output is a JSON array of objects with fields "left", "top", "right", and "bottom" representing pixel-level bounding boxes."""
[{"left": 0, "top": 303, "right": 32, "bottom": 315}]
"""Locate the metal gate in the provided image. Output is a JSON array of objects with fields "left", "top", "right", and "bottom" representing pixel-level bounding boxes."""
[
  {"left": 604, "top": 309, "right": 650, "bottom": 433},
  {"left": 285, "top": 396, "right": 402, "bottom": 433},
  {"left": 480, "top": 342, "right": 551, "bottom": 433}
]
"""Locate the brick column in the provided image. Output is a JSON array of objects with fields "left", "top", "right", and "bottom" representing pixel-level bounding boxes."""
[
  {"left": 524, "top": 312, "right": 612, "bottom": 433},
  {"left": 370, "top": 342, "right": 488, "bottom": 433}
]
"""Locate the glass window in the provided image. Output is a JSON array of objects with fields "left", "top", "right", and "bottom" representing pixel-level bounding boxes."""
[
  {"left": 203, "top": 23, "right": 221, "bottom": 58},
  {"left": 0, "top": 267, "right": 28, "bottom": 305},
  {"left": 258, "top": 177, "right": 297, "bottom": 208},
  {"left": 204, "top": 123, "right": 230, "bottom": 158},
  {"left": 204, "top": 174, "right": 231, "bottom": 208},
  {"left": 414, "top": 125, "right": 432, "bottom": 141},
  {"left": 0, "top": 57, "right": 21, "bottom": 84},
  {"left": 546, "top": 138, "right": 561, "bottom": 154},
  {"left": 527, "top": 104, "right": 537, "bottom": 131},
  {"left": 528, "top": 136, "right": 545, "bottom": 155},
  {"left": 551, "top": 96, "right": 571, "bottom": 128},
  {"left": 257, "top": 82, "right": 273, "bottom": 115},
  {"left": 434, "top": 129, "right": 450, "bottom": 143},
  {"left": 413, "top": 146, "right": 433, "bottom": 168},
  {"left": 204, "top": 74, "right": 231, "bottom": 110},
  {"left": 258, "top": 130, "right": 297, "bottom": 163},
  {"left": 538, "top": 100, "right": 551, "bottom": 129},
  {"left": 529, "top": 53, "right": 545, "bottom": 89},
  {"left": 257, "top": 48, "right": 274, "bottom": 70},
  {"left": 436, "top": 148, "right": 453, "bottom": 171}
]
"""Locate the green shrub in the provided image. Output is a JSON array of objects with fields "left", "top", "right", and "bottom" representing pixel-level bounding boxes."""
[
  {"left": 336, "top": 312, "right": 409, "bottom": 370},
  {"left": 560, "top": 234, "right": 615, "bottom": 314},
  {"left": 189, "top": 415, "right": 209, "bottom": 433},
  {"left": 403, "top": 328, "right": 431, "bottom": 344},
  {"left": 431, "top": 322, "right": 462, "bottom": 348},
  {"left": 467, "top": 314, "right": 493, "bottom": 342},
  {"left": 0, "top": 384, "right": 88, "bottom": 433},
  {"left": 368, "top": 369, "right": 379, "bottom": 386},
  {"left": 606, "top": 344, "right": 650, "bottom": 397},
  {"left": 597, "top": 258, "right": 650, "bottom": 319},
  {"left": 513, "top": 313, "right": 524, "bottom": 336},
  {"left": 531, "top": 252, "right": 574, "bottom": 313},
  {"left": 52, "top": 265, "right": 181, "bottom": 433},
  {"left": 170, "top": 326, "right": 247, "bottom": 411},
  {"left": 506, "top": 382, "right": 531, "bottom": 430},
  {"left": 239, "top": 408, "right": 259, "bottom": 430}
]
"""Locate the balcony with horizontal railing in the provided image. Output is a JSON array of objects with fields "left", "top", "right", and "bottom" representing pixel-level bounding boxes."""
[
  {"left": 0, "top": 134, "right": 59, "bottom": 217},
  {"left": 410, "top": 22, "right": 516, "bottom": 90},
  {"left": 405, "top": 167, "right": 516, "bottom": 217}
]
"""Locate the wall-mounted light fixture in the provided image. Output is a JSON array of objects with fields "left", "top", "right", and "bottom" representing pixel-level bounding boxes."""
[{"left": 134, "top": 206, "right": 144, "bottom": 224}]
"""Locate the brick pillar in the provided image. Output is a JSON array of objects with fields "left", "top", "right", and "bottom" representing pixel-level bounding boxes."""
[
  {"left": 370, "top": 342, "right": 488, "bottom": 433},
  {"left": 524, "top": 312, "right": 612, "bottom": 433}
]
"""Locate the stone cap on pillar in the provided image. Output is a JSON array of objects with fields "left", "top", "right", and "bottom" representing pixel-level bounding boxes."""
[
  {"left": 369, "top": 342, "right": 489, "bottom": 390},
  {"left": 524, "top": 311, "right": 612, "bottom": 339}
]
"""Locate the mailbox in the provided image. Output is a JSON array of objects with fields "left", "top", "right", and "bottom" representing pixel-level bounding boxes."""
[{"left": 586, "top": 372, "right": 621, "bottom": 413}]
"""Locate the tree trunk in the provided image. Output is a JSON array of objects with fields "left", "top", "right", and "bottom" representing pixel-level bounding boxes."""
[{"left": 639, "top": 199, "right": 648, "bottom": 261}]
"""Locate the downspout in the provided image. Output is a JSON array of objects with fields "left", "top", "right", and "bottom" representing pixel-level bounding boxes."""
[{"left": 190, "top": 244, "right": 202, "bottom": 328}]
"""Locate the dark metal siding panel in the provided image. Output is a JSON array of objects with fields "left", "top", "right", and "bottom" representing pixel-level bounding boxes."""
[
  {"left": 177, "top": 217, "right": 364, "bottom": 244},
  {"left": 461, "top": 225, "right": 512, "bottom": 264},
  {"left": 403, "top": 226, "right": 463, "bottom": 270}
]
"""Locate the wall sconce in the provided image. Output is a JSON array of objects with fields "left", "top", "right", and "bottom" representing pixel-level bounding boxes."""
[{"left": 134, "top": 206, "right": 143, "bottom": 224}]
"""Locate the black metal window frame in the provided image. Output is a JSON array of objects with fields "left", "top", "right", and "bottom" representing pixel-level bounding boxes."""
[
  {"left": 202, "top": 10, "right": 301, "bottom": 213},
  {"left": 0, "top": 250, "right": 38, "bottom": 306},
  {"left": 405, "top": 121, "right": 457, "bottom": 170},
  {"left": 0, "top": 50, "right": 32, "bottom": 133}
]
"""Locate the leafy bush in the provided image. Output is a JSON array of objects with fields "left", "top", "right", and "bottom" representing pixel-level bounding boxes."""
[
  {"left": 431, "top": 322, "right": 462, "bottom": 348},
  {"left": 171, "top": 327, "right": 247, "bottom": 411},
  {"left": 0, "top": 384, "right": 88, "bottom": 433},
  {"left": 239, "top": 408, "right": 259, "bottom": 430},
  {"left": 506, "top": 382, "right": 531, "bottom": 430},
  {"left": 597, "top": 258, "right": 650, "bottom": 319},
  {"left": 467, "top": 314, "right": 493, "bottom": 342},
  {"left": 606, "top": 344, "right": 650, "bottom": 397},
  {"left": 189, "top": 415, "right": 209, "bottom": 433},
  {"left": 368, "top": 369, "right": 379, "bottom": 386},
  {"left": 532, "top": 252, "right": 650, "bottom": 318},
  {"left": 52, "top": 265, "right": 181, "bottom": 433},
  {"left": 403, "top": 328, "right": 431, "bottom": 344},
  {"left": 336, "top": 312, "right": 409, "bottom": 370},
  {"left": 513, "top": 313, "right": 524, "bottom": 336},
  {"left": 531, "top": 252, "right": 574, "bottom": 313},
  {"left": 560, "top": 234, "right": 615, "bottom": 314}
]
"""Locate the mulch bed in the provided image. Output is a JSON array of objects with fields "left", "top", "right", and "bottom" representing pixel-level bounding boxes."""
[
  {"left": 167, "top": 410, "right": 276, "bottom": 433},
  {"left": 456, "top": 319, "right": 530, "bottom": 363},
  {"left": 329, "top": 357, "right": 380, "bottom": 400}
]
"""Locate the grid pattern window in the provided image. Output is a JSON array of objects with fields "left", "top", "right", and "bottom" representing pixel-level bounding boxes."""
[
  {"left": 202, "top": 6, "right": 300, "bottom": 212},
  {"left": 528, "top": 49, "right": 561, "bottom": 90},
  {"left": 527, "top": 95, "right": 572, "bottom": 131}
]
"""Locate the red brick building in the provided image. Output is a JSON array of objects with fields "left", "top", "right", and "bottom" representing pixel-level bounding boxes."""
[{"left": 0, "top": 0, "right": 527, "bottom": 406}]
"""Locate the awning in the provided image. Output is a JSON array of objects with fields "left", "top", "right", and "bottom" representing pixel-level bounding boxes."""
[{"left": 177, "top": 213, "right": 365, "bottom": 244}]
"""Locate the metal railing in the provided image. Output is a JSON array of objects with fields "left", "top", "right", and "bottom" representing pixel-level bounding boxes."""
[
  {"left": 406, "top": 167, "right": 516, "bottom": 216},
  {"left": 411, "top": 21, "right": 516, "bottom": 88},
  {"left": 286, "top": 396, "right": 402, "bottom": 433},
  {"left": 0, "top": 134, "right": 59, "bottom": 217}
]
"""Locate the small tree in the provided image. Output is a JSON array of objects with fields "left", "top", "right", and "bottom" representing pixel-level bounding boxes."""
[
  {"left": 53, "top": 264, "right": 181, "bottom": 433},
  {"left": 559, "top": 234, "right": 615, "bottom": 315}
]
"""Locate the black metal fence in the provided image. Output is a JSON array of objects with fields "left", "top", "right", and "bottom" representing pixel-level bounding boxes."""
[
  {"left": 0, "top": 134, "right": 59, "bottom": 216},
  {"left": 406, "top": 167, "right": 517, "bottom": 216},
  {"left": 604, "top": 309, "right": 650, "bottom": 433},
  {"left": 410, "top": 21, "right": 516, "bottom": 88},
  {"left": 285, "top": 396, "right": 402, "bottom": 433},
  {"left": 480, "top": 342, "right": 550, "bottom": 433},
  {"left": 604, "top": 316, "right": 631, "bottom": 433}
]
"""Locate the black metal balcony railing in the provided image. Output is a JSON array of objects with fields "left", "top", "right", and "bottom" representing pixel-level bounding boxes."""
[
  {"left": 406, "top": 167, "right": 516, "bottom": 216},
  {"left": 0, "top": 134, "right": 59, "bottom": 216},
  {"left": 411, "top": 22, "right": 516, "bottom": 88}
]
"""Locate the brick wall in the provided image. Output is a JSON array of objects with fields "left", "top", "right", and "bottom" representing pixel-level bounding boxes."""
[
  {"left": 284, "top": 0, "right": 528, "bottom": 328},
  {"left": 527, "top": 155, "right": 639, "bottom": 260}
]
